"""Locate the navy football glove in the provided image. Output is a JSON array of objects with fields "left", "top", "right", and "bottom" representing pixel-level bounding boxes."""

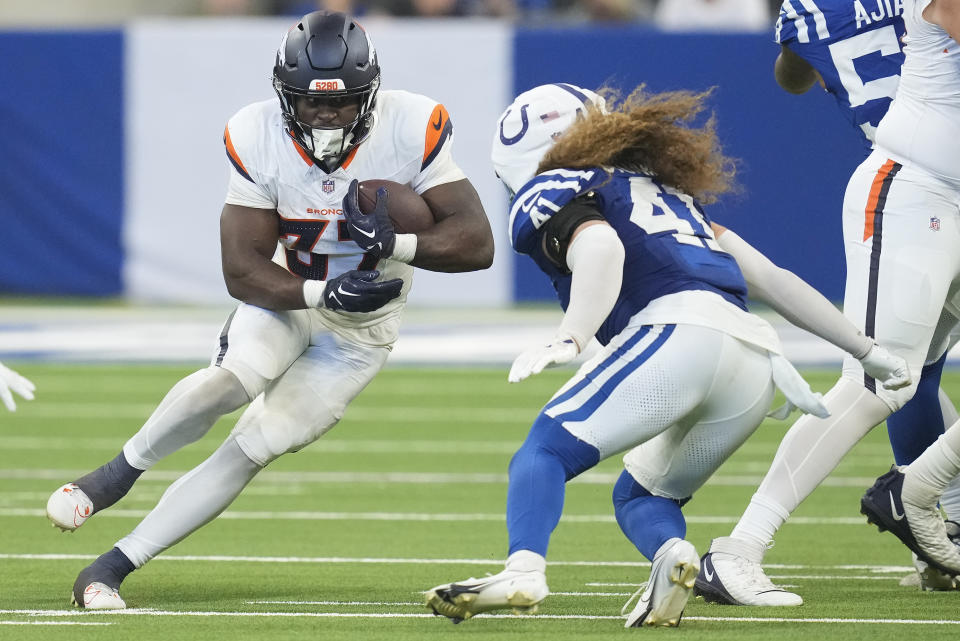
[
  {"left": 342, "top": 179, "right": 396, "bottom": 259},
  {"left": 323, "top": 270, "right": 403, "bottom": 313}
]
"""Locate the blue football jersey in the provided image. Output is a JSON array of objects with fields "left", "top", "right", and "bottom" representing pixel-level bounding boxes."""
[
  {"left": 510, "top": 168, "right": 748, "bottom": 346},
  {"left": 775, "top": 0, "right": 905, "bottom": 152}
]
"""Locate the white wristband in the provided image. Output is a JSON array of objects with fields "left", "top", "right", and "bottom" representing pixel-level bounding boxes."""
[
  {"left": 391, "top": 233, "right": 418, "bottom": 264},
  {"left": 302, "top": 279, "right": 326, "bottom": 309}
]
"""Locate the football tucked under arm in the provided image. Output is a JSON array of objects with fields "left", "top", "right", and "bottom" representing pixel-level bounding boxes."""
[
  {"left": 350, "top": 180, "right": 435, "bottom": 264},
  {"left": 357, "top": 180, "right": 435, "bottom": 234}
]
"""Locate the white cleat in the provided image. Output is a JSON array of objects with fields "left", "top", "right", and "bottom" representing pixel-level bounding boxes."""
[
  {"left": 623, "top": 538, "right": 700, "bottom": 628},
  {"left": 71, "top": 582, "right": 126, "bottom": 610},
  {"left": 694, "top": 536, "right": 803, "bottom": 606},
  {"left": 900, "top": 553, "right": 958, "bottom": 591},
  {"left": 46, "top": 483, "right": 94, "bottom": 532},
  {"left": 425, "top": 569, "right": 549, "bottom": 622}
]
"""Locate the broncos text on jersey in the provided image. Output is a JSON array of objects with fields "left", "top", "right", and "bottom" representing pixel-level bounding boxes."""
[{"left": 220, "top": 90, "right": 466, "bottom": 335}]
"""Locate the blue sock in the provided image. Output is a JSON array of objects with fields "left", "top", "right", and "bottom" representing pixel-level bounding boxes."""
[
  {"left": 612, "top": 470, "right": 687, "bottom": 561},
  {"left": 506, "top": 413, "right": 599, "bottom": 556},
  {"left": 887, "top": 353, "right": 947, "bottom": 465}
]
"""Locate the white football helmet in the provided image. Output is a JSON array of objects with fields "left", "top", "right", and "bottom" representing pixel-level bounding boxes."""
[{"left": 491, "top": 83, "right": 607, "bottom": 195}]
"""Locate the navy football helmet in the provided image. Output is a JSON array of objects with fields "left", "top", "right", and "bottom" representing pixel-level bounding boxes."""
[{"left": 273, "top": 11, "right": 381, "bottom": 172}]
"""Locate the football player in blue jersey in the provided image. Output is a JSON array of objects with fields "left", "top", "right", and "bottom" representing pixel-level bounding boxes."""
[
  {"left": 423, "top": 83, "right": 909, "bottom": 628},
  {"left": 774, "top": 0, "right": 905, "bottom": 151},
  {"left": 694, "top": 0, "right": 960, "bottom": 600}
]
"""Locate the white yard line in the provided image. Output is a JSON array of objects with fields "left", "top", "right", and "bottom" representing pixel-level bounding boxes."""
[
  {"left": 0, "top": 552, "right": 914, "bottom": 572},
  {"left": 0, "top": 507, "right": 870, "bottom": 525},
  {"left": 0, "top": 620, "right": 112, "bottom": 626},
  {"left": 0, "top": 467, "right": 887, "bottom": 488},
  {"left": 1, "top": 609, "right": 959, "bottom": 625}
]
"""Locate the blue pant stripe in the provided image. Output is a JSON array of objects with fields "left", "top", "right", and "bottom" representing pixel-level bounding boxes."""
[
  {"left": 545, "top": 326, "right": 652, "bottom": 413},
  {"left": 552, "top": 324, "right": 675, "bottom": 425}
]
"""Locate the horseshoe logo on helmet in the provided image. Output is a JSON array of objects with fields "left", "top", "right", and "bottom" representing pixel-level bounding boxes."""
[{"left": 499, "top": 104, "right": 530, "bottom": 146}]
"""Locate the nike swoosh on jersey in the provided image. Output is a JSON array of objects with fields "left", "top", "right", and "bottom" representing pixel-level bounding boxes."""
[
  {"left": 432, "top": 113, "right": 443, "bottom": 130},
  {"left": 889, "top": 491, "right": 905, "bottom": 521}
]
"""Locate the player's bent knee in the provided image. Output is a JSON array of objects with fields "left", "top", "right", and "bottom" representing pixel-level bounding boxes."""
[
  {"left": 197, "top": 366, "right": 253, "bottom": 408},
  {"left": 232, "top": 401, "right": 342, "bottom": 466},
  {"left": 612, "top": 470, "right": 689, "bottom": 512},
  {"left": 840, "top": 370, "right": 918, "bottom": 413},
  {"left": 216, "top": 362, "right": 268, "bottom": 402},
  {"left": 510, "top": 413, "right": 600, "bottom": 481}
]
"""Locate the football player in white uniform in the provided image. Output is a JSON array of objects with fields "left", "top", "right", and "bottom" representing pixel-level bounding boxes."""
[
  {"left": 698, "top": 0, "right": 960, "bottom": 606},
  {"left": 48, "top": 11, "right": 493, "bottom": 610},
  {"left": 699, "top": 0, "right": 960, "bottom": 598},
  {"left": 423, "top": 83, "right": 907, "bottom": 627},
  {"left": 0, "top": 361, "right": 34, "bottom": 412}
]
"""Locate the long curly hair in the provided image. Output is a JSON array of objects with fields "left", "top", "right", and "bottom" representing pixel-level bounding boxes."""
[{"left": 537, "top": 86, "right": 738, "bottom": 204}]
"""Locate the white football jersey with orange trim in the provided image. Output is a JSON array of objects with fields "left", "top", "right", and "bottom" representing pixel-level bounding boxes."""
[
  {"left": 221, "top": 90, "right": 465, "bottom": 344},
  {"left": 875, "top": 0, "right": 960, "bottom": 187}
]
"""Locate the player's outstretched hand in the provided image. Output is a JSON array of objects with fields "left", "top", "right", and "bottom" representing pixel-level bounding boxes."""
[
  {"left": 342, "top": 179, "right": 396, "bottom": 259},
  {"left": 323, "top": 270, "right": 403, "bottom": 313},
  {"left": 0, "top": 362, "right": 35, "bottom": 412},
  {"left": 860, "top": 343, "right": 911, "bottom": 390},
  {"left": 508, "top": 337, "right": 579, "bottom": 383}
]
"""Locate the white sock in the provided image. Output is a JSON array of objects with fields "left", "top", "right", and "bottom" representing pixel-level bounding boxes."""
[
  {"left": 123, "top": 367, "right": 250, "bottom": 470},
  {"left": 505, "top": 550, "right": 546, "bottom": 574},
  {"left": 731, "top": 378, "right": 890, "bottom": 546},
  {"left": 906, "top": 419, "right": 960, "bottom": 493},
  {"left": 116, "top": 435, "right": 262, "bottom": 567},
  {"left": 731, "top": 493, "right": 791, "bottom": 549}
]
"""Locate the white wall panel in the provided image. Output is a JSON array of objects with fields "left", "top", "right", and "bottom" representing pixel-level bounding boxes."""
[{"left": 124, "top": 17, "right": 512, "bottom": 306}]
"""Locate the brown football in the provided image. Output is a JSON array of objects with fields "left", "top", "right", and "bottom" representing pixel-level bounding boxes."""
[{"left": 358, "top": 179, "right": 435, "bottom": 234}]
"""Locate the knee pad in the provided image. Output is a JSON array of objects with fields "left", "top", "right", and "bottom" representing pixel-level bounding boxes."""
[{"left": 232, "top": 394, "right": 342, "bottom": 467}]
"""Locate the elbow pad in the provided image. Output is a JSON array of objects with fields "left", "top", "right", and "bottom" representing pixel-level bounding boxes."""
[{"left": 541, "top": 195, "right": 605, "bottom": 273}]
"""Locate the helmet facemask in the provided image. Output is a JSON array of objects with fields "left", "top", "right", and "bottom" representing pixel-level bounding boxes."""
[{"left": 274, "top": 76, "right": 379, "bottom": 173}]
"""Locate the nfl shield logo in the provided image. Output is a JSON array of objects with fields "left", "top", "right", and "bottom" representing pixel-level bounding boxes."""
[
  {"left": 930, "top": 217, "right": 941, "bottom": 231},
  {"left": 322, "top": 179, "right": 335, "bottom": 194}
]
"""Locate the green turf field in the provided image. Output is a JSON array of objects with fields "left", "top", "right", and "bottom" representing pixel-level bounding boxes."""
[{"left": 2, "top": 363, "right": 959, "bottom": 640}]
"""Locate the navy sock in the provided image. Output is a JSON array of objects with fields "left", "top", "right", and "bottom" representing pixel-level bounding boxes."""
[
  {"left": 73, "top": 547, "right": 136, "bottom": 604},
  {"left": 612, "top": 470, "right": 687, "bottom": 561},
  {"left": 506, "top": 413, "right": 599, "bottom": 556},
  {"left": 887, "top": 353, "right": 947, "bottom": 465},
  {"left": 74, "top": 451, "right": 144, "bottom": 512}
]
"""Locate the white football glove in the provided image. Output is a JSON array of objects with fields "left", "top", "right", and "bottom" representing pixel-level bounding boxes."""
[
  {"left": 508, "top": 336, "right": 580, "bottom": 383},
  {"left": 859, "top": 343, "right": 911, "bottom": 390},
  {"left": 0, "top": 362, "right": 35, "bottom": 412}
]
